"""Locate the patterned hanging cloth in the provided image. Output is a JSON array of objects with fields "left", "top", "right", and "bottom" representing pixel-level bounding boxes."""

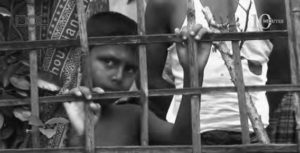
[{"left": 38, "top": 0, "right": 90, "bottom": 148}]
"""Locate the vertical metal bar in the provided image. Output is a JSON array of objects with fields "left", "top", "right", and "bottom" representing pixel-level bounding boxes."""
[
  {"left": 136, "top": 0, "right": 149, "bottom": 146},
  {"left": 76, "top": 0, "right": 94, "bottom": 153},
  {"left": 26, "top": 0, "right": 40, "bottom": 148},
  {"left": 86, "top": 0, "right": 109, "bottom": 17},
  {"left": 285, "top": 0, "right": 300, "bottom": 152},
  {"left": 227, "top": 0, "right": 250, "bottom": 144},
  {"left": 187, "top": 0, "right": 201, "bottom": 152}
]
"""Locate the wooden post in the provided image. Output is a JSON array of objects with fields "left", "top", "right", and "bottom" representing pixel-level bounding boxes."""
[
  {"left": 26, "top": 0, "right": 40, "bottom": 148},
  {"left": 76, "top": 0, "right": 94, "bottom": 153},
  {"left": 285, "top": 0, "right": 300, "bottom": 151},
  {"left": 86, "top": 0, "right": 109, "bottom": 17},
  {"left": 136, "top": 0, "right": 149, "bottom": 146},
  {"left": 227, "top": 0, "right": 250, "bottom": 144},
  {"left": 187, "top": 0, "right": 201, "bottom": 152}
]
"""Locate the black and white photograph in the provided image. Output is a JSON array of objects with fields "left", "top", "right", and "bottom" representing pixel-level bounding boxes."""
[{"left": 0, "top": 0, "right": 298, "bottom": 153}]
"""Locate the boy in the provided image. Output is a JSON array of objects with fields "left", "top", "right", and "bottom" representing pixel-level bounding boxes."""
[
  {"left": 109, "top": 0, "right": 170, "bottom": 121},
  {"left": 146, "top": 0, "right": 273, "bottom": 144},
  {"left": 67, "top": 11, "right": 211, "bottom": 146}
]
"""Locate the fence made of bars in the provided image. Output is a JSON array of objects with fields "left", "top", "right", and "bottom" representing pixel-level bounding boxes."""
[{"left": 0, "top": 0, "right": 300, "bottom": 153}]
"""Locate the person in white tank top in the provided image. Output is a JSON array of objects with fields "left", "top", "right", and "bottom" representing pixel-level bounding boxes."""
[{"left": 146, "top": 0, "right": 273, "bottom": 144}]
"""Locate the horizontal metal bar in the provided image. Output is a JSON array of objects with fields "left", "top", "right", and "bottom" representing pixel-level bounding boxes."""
[
  {"left": 0, "top": 91, "right": 141, "bottom": 107},
  {"left": 0, "top": 84, "right": 299, "bottom": 107},
  {"left": 0, "top": 31, "right": 287, "bottom": 51},
  {"left": 0, "top": 144, "right": 297, "bottom": 153},
  {"left": 149, "top": 84, "right": 300, "bottom": 97}
]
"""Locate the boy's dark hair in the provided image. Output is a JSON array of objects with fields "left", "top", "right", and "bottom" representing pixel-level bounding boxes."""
[{"left": 87, "top": 11, "right": 138, "bottom": 37}]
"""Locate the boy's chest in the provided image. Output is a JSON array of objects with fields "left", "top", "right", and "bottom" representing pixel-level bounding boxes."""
[{"left": 93, "top": 111, "right": 140, "bottom": 146}]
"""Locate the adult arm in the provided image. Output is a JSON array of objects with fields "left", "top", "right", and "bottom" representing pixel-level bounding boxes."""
[
  {"left": 144, "top": 0, "right": 176, "bottom": 120},
  {"left": 148, "top": 24, "right": 212, "bottom": 145}
]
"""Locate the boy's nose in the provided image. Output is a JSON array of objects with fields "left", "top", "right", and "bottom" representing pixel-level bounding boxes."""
[{"left": 112, "top": 67, "right": 123, "bottom": 82}]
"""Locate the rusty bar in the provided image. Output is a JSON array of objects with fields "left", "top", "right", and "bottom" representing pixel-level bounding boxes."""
[
  {"left": 26, "top": 0, "right": 40, "bottom": 148},
  {"left": 0, "top": 31, "right": 288, "bottom": 52},
  {"left": 187, "top": 0, "right": 201, "bottom": 152},
  {"left": 136, "top": 0, "right": 149, "bottom": 146},
  {"left": 2, "top": 84, "right": 300, "bottom": 107},
  {"left": 0, "top": 144, "right": 299, "bottom": 153},
  {"left": 76, "top": 0, "right": 95, "bottom": 153},
  {"left": 227, "top": 0, "right": 250, "bottom": 144}
]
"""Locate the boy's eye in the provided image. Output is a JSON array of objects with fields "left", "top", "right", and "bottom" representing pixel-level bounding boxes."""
[
  {"left": 104, "top": 59, "right": 114, "bottom": 66},
  {"left": 99, "top": 58, "right": 117, "bottom": 67},
  {"left": 125, "top": 66, "right": 137, "bottom": 74}
]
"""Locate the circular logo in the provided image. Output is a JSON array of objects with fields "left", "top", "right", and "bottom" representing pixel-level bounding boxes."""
[{"left": 259, "top": 14, "right": 273, "bottom": 30}]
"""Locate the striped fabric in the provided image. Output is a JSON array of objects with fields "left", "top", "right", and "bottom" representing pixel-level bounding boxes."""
[{"left": 268, "top": 92, "right": 297, "bottom": 143}]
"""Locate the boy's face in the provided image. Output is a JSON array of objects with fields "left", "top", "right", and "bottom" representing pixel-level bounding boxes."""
[{"left": 90, "top": 45, "right": 138, "bottom": 91}]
